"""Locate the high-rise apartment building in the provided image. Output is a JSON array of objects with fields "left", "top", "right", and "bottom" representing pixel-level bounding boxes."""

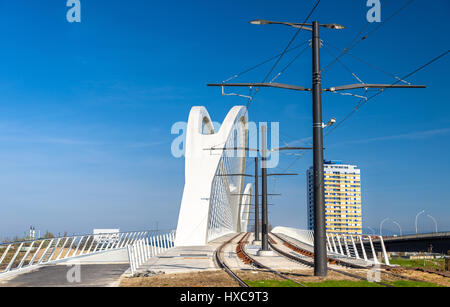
[{"left": 307, "top": 161, "right": 362, "bottom": 235}]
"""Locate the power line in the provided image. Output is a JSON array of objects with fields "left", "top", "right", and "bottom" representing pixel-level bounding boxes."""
[
  {"left": 324, "top": 40, "right": 410, "bottom": 84},
  {"left": 325, "top": 50, "right": 449, "bottom": 137},
  {"left": 210, "top": 2, "right": 321, "bottom": 149},
  {"left": 249, "top": 0, "right": 322, "bottom": 103},
  {"left": 321, "top": 0, "right": 413, "bottom": 75},
  {"left": 223, "top": 40, "right": 310, "bottom": 83}
]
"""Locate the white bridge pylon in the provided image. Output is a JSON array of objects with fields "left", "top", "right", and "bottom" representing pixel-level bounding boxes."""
[{"left": 175, "top": 106, "right": 251, "bottom": 247}]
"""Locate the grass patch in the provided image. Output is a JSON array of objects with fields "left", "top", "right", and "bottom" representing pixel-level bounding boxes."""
[
  {"left": 304, "top": 280, "right": 383, "bottom": 287},
  {"left": 388, "top": 280, "right": 443, "bottom": 287},
  {"left": 388, "top": 257, "right": 444, "bottom": 270},
  {"left": 244, "top": 280, "right": 301, "bottom": 287},
  {"left": 244, "top": 279, "right": 443, "bottom": 287}
]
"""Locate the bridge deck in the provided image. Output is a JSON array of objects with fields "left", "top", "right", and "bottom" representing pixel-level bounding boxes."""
[
  {"left": 275, "top": 233, "right": 373, "bottom": 268},
  {"left": 131, "top": 233, "right": 237, "bottom": 276}
]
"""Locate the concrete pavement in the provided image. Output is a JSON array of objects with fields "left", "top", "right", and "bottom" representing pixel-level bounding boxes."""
[{"left": 0, "top": 264, "right": 129, "bottom": 287}]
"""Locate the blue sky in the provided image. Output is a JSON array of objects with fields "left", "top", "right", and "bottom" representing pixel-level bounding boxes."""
[{"left": 0, "top": 0, "right": 448, "bottom": 239}]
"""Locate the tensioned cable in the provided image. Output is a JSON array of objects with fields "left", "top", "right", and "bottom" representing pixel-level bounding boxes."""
[
  {"left": 246, "top": 0, "right": 406, "bottom": 193},
  {"left": 211, "top": 1, "right": 321, "bottom": 150},
  {"left": 223, "top": 40, "right": 310, "bottom": 84},
  {"left": 324, "top": 40, "right": 411, "bottom": 84},
  {"left": 270, "top": 44, "right": 311, "bottom": 83},
  {"left": 321, "top": 0, "right": 413, "bottom": 75},
  {"left": 248, "top": 0, "right": 322, "bottom": 103},
  {"left": 322, "top": 43, "right": 366, "bottom": 85},
  {"left": 325, "top": 50, "right": 449, "bottom": 137},
  {"left": 273, "top": 50, "right": 448, "bottom": 189},
  {"left": 219, "top": 40, "right": 310, "bottom": 103}
]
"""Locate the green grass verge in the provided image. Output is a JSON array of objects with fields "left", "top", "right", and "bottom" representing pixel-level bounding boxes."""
[
  {"left": 388, "top": 257, "right": 444, "bottom": 270},
  {"left": 244, "top": 280, "right": 301, "bottom": 287},
  {"left": 387, "top": 280, "right": 443, "bottom": 287},
  {"left": 304, "top": 280, "right": 383, "bottom": 287},
  {"left": 244, "top": 279, "right": 442, "bottom": 287}
]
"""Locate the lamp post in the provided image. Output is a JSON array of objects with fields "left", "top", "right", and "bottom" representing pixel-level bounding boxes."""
[
  {"left": 261, "top": 125, "right": 269, "bottom": 251},
  {"left": 415, "top": 210, "right": 425, "bottom": 234},
  {"left": 254, "top": 157, "right": 260, "bottom": 241},
  {"left": 380, "top": 217, "right": 389, "bottom": 236},
  {"left": 250, "top": 19, "right": 344, "bottom": 277},
  {"left": 208, "top": 19, "right": 425, "bottom": 277},
  {"left": 427, "top": 215, "right": 438, "bottom": 233},
  {"left": 392, "top": 220, "right": 402, "bottom": 236}
]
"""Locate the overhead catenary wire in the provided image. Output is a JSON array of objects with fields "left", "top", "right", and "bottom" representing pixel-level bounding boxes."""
[
  {"left": 270, "top": 44, "right": 311, "bottom": 83},
  {"left": 323, "top": 40, "right": 411, "bottom": 85},
  {"left": 222, "top": 40, "right": 310, "bottom": 84},
  {"left": 321, "top": 0, "right": 413, "bottom": 75},
  {"left": 248, "top": 0, "right": 322, "bottom": 103},
  {"left": 210, "top": 1, "right": 321, "bottom": 150},
  {"left": 321, "top": 43, "right": 369, "bottom": 101},
  {"left": 325, "top": 50, "right": 449, "bottom": 137}
]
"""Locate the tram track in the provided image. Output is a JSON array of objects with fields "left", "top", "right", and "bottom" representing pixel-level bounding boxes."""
[
  {"left": 269, "top": 233, "right": 396, "bottom": 287},
  {"left": 215, "top": 232, "right": 308, "bottom": 287},
  {"left": 214, "top": 233, "right": 250, "bottom": 287},
  {"left": 235, "top": 232, "right": 308, "bottom": 287}
]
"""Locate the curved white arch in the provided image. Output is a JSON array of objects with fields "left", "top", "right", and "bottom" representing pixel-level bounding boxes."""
[{"left": 175, "top": 106, "right": 249, "bottom": 246}]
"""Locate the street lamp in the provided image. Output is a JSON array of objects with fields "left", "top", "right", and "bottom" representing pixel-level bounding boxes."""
[
  {"left": 249, "top": 19, "right": 345, "bottom": 31},
  {"left": 380, "top": 217, "right": 389, "bottom": 236},
  {"left": 249, "top": 19, "right": 344, "bottom": 277},
  {"left": 415, "top": 210, "right": 425, "bottom": 234},
  {"left": 207, "top": 19, "right": 425, "bottom": 277},
  {"left": 392, "top": 220, "right": 403, "bottom": 236},
  {"left": 427, "top": 215, "right": 438, "bottom": 233}
]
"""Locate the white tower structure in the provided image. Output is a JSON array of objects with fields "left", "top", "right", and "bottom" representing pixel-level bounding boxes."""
[{"left": 175, "top": 106, "right": 251, "bottom": 246}]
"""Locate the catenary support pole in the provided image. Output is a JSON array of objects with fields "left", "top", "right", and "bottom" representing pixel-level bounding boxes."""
[
  {"left": 312, "top": 21, "right": 328, "bottom": 277},
  {"left": 261, "top": 125, "right": 269, "bottom": 251},
  {"left": 254, "top": 157, "right": 260, "bottom": 241}
]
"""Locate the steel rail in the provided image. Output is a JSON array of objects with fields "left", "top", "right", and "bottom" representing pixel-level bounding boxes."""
[
  {"left": 269, "top": 233, "right": 395, "bottom": 287},
  {"left": 214, "top": 233, "right": 250, "bottom": 288},
  {"left": 236, "top": 233, "right": 308, "bottom": 287}
]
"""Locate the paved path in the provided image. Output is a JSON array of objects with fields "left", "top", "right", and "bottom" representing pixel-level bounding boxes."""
[
  {"left": 134, "top": 233, "right": 238, "bottom": 275},
  {"left": 0, "top": 264, "right": 129, "bottom": 287}
]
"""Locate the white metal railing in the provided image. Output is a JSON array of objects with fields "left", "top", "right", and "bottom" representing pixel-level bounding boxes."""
[
  {"left": 127, "top": 231, "right": 176, "bottom": 276},
  {"left": 326, "top": 232, "right": 390, "bottom": 265},
  {"left": 272, "top": 226, "right": 390, "bottom": 266},
  {"left": 0, "top": 230, "right": 164, "bottom": 277},
  {"left": 272, "top": 227, "right": 315, "bottom": 246}
]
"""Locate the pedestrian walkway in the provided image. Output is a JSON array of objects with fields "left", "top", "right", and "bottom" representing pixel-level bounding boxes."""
[
  {"left": 133, "top": 233, "right": 237, "bottom": 275},
  {"left": 0, "top": 264, "right": 129, "bottom": 287}
]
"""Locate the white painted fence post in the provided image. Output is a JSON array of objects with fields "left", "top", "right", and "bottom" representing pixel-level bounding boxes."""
[
  {"left": 379, "top": 236, "right": 390, "bottom": 266},
  {"left": 331, "top": 234, "right": 338, "bottom": 253},
  {"left": 350, "top": 235, "right": 360, "bottom": 259},
  {"left": 368, "top": 236, "right": 379, "bottom": 264},
  {"left": 343, "top": 236, "right": 351, "bottom": 257},
  {"left": 336, "top": 235, "right": 344, "bottom": 255},
  {"left": 359, "top": 235, "right": 368, "bottom": 261}
]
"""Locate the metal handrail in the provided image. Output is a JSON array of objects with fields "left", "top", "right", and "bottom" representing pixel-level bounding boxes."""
[
  {"left": 0, "top": 229, "right": 172, "bottom": 246},
  {"left": 0, "top": 230, "right": 175, "bottom": 277},
  {"left": 127, "top": 231, "right": 176, "bottom": 276}
]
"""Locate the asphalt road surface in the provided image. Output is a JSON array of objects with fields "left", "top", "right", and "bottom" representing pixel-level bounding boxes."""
[{"left": 0, "top": 264, "right": 129, "bottom": 287}]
